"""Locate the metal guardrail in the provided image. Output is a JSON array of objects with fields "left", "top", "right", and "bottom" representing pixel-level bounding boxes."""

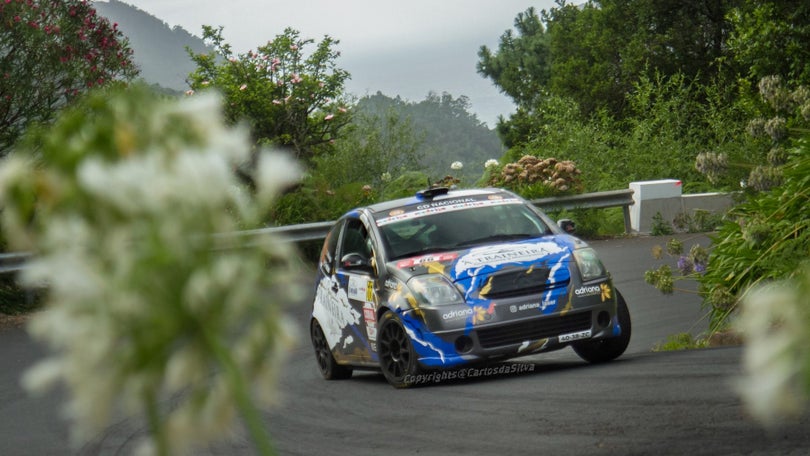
[
  {"left": 531, "top": 188, "right": 635, "bottom": 233},
  {"left": 0, "top": 189, "right": 635, "bottom": 274}
]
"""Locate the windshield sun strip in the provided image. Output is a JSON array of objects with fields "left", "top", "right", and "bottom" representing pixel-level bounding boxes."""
[{"left": 375, "top": 197, "right": 523, "bottom": 227}]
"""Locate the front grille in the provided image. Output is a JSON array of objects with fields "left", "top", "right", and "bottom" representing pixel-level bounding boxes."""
[
  {"left": 479, "top": 266, "right": 568, "bottom": 300},
  {"left": 476, "top": 312, "right": 592, "bottom": 348}
]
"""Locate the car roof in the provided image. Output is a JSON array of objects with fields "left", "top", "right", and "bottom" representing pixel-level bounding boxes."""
[{"left": 357, "top": 187, "right": 515, "bottom": 216}]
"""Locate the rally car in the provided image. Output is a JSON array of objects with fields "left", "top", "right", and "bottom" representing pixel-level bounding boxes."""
[{"left": 309, "top": 187, "right": 631, "bottom": 388}]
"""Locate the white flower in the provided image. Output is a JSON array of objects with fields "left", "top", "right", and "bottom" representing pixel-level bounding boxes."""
[
  {"left": 451, "top": 161, "right": 463, "bottom": 170},
  {"left": 484, "top": 158, "right": 499, "bottom": 169},
  {"left": 255, "top": 151, "right": 301, "bottom": 207},
  {"left": 380, "top": 172, "right": 392, "bottom": 183},
  {"left": 735, "top": 278, "right": 809, "bottom": 426},
  {"left": 1, "top": 88, "right": 302, "bottom": 454}
]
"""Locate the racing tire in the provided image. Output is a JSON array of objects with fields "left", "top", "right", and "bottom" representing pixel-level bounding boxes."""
[
  {"left": 311, "top": 319, "right": 353, "bottom": 380},
  {"left": 572, "top": 288, "right": 632, "bottom": 363},
  {"left": 377, "top": 311, "right": 421, "bottom": 388}
]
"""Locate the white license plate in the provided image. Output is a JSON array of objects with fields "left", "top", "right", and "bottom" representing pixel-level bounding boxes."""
[{"left": 559, "top": 330, "right": 592, "bottom": 343}]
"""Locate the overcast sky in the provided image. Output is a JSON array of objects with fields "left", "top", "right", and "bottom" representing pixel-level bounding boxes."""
[{"left": 115, "top": 0, "right": 561, "bottom": 127}]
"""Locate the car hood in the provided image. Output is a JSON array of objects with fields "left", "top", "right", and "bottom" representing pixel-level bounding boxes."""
[{"left": 388, "top": 236, "right": 578, "bottom": 298}]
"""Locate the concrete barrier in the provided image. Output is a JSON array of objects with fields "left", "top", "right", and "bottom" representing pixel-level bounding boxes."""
[{"left": 630, "top": 179, "right": 734, "bottom": 234}]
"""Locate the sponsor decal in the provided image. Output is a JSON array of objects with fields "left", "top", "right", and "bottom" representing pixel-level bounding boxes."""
[
  {"left": 473, "top": 302, "right": 496, "bottom": 325},
  {"left": 575, "top": 285, "right": 602, "bottom": 297},
  {"left": 363, "top": 304, "right": 375, "bottom": 323},
  {"left": 363, "top": 303, "right": 377, "bottom": 342},
  {"left": 342, "top": 335, "right": 354, "bottom": 348},
  {"left": 442, "top": 308, "right": 473, "bottom": 320},
  {"left": 575, "top": 283, "right": 612, "bottom": 302},
  {"left": 376, "top": 197, "right": 522, "bottom": 226},
  {"left": 509, "top": 299, "right": 555, "bottom": 313},
  {"left": 384, "top": 278, "right": 399, "bottom": 290},
  {"left": 312, "top": 277, "right": 361, "bottom": 349},
  {"left": 600, "top": 283, "right": 612, "bottom": 302},
  {"left": 347, "top": 274, "right": 373, "bottom": 301},
  {"left": 558, "top": 330, "right": 592, "bottom": 343},
  {"left": 397, "top": 252, "right": 458, "bottom": 269},
  {"left": 415, "top": 197, "right": 477, "bottom": 211},
  {"left": 518, "top": 339, "right": 549, "bottom": 353},
  {"left": 455, "top": 241, "right": 566, "bottom": 274}
]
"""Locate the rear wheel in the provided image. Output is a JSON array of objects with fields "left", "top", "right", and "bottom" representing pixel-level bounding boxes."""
[
  {"left": 573, "top": 289, "right": 632, "bottom": 363},
  {"left": 311, "top": 320, "right": 352, "bottom": 380},
  {"left": 377, "top": 312, "right": 421, "bottom": 388}
]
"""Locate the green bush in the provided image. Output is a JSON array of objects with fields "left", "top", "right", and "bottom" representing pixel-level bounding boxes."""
[{"left": 698, "top": 140, "right": 809, "bottom": 330}]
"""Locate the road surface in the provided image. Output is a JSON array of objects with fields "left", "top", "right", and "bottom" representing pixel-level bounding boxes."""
[{"left": 2, "top": 234, "right": 808, "bottom": 455}]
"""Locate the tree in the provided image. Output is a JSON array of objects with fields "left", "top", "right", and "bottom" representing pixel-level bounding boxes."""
[
  {"left": 479, "top": 1, "right": 740, "bottom": 135},
  {"left": 726, "top": 0, "right": 810, "bottom": 85},
  {"left": 0, "top": 0, "right": 137, "bottom": 156},
  {"left": 357, "top": 91, "right": 504, "bottom": 182},
  {"left": 477, "top": 6, "right": 551, "bottom": 109},
  {"left": 187, "top": 26, "right": 352, "bottom": 165},
  {"left": 313, "top": 107, "right": 424, "bottom": 190}
]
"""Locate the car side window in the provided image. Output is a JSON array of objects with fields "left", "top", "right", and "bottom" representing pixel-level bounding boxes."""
[
  {"left": 340, "top": 218, "right": 372, "bottom": 260},
  {"left": 319, "top": 222, "right": 342, "bottom": 276}
]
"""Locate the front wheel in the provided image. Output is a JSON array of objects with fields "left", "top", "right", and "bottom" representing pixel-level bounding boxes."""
[
  {"left": 573, "top": 289, "right": 632, "bottom": 363},
  {"left": 311, "top": 319, "right": 352, "bottom": 380},
  {"left": 377, "top": 312, "right": 421, "bottom": 388}
]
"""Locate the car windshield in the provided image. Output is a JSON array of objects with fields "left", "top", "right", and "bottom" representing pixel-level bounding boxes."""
[{"left": 376, "top": 201, "right": 552, "bottom": 261}]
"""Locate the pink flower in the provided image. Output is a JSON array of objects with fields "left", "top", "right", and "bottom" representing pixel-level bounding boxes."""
[
  {"left": 272, "top": 99, "right": 282, "bottom": 105},
  {"left": 239, "top": 84, "right": 247, "bottom": 91},
  {"left": 290, "top": 74, "right": 302, "bottom": 84},
  {"left": 338, "top": 107, "right": 347, "bottom": 113},
  {"left": 184, "top": 90, "right": 195, "bottom": 96},
  {"left": 324, "top": 114, "right": 334, "bottom": 121}
]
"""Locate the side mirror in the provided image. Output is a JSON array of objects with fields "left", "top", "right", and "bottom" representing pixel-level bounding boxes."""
[
  {"left": 557, "top": 218, "right": 576, "bottom": 234},
  {"left": 341, "top": 252, "right": 371, "bottom": 270}
]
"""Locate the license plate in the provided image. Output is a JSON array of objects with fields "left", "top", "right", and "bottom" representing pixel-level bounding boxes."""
[{"left": 559, "top": 330, "right": 591, "bottom": 343}]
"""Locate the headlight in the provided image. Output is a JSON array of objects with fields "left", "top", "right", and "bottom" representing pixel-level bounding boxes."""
[
  {"left": 408, "top": 275, "right": 465, "bottom": 305},
  {"left": 573, "top": 247, "right": 608, "bottom": 282}
]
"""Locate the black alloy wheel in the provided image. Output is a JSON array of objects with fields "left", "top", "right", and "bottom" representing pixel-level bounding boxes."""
[{"left": 377, "top": 312, "right": 421, "bottom": 388}]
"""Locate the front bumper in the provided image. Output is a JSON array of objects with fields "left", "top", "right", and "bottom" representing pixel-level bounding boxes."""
[{"left": 403, "top": 295, "right": 619, "bottom": 368}]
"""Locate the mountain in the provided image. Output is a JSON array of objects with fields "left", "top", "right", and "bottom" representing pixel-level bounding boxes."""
[{"left": 93, "top": 0, "right": 211, "bottom": 92}]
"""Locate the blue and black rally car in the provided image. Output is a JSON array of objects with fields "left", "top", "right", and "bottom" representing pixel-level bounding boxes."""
[{"left": 310, "top": 187, "right": 631, "bottom": 387}]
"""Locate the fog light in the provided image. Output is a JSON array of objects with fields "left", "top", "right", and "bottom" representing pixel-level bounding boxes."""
[
  {"left": 597, "top": 311, "right": 611, "bottom": 328},
  {"left": 455, "top": 336, "right": 473, "bottom": 353}
]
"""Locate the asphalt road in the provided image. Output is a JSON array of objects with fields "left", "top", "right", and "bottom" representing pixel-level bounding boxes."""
[{"left": 2, "top": 234, "right": 809, "bottom": 455}]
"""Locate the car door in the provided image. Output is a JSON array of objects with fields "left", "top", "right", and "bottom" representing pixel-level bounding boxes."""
[
  {"left": 312, "top": 216, "right": 381, "bottom": 365},
  {"left": 332, "top": 216, "right": 380, "bottom": 364}
]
